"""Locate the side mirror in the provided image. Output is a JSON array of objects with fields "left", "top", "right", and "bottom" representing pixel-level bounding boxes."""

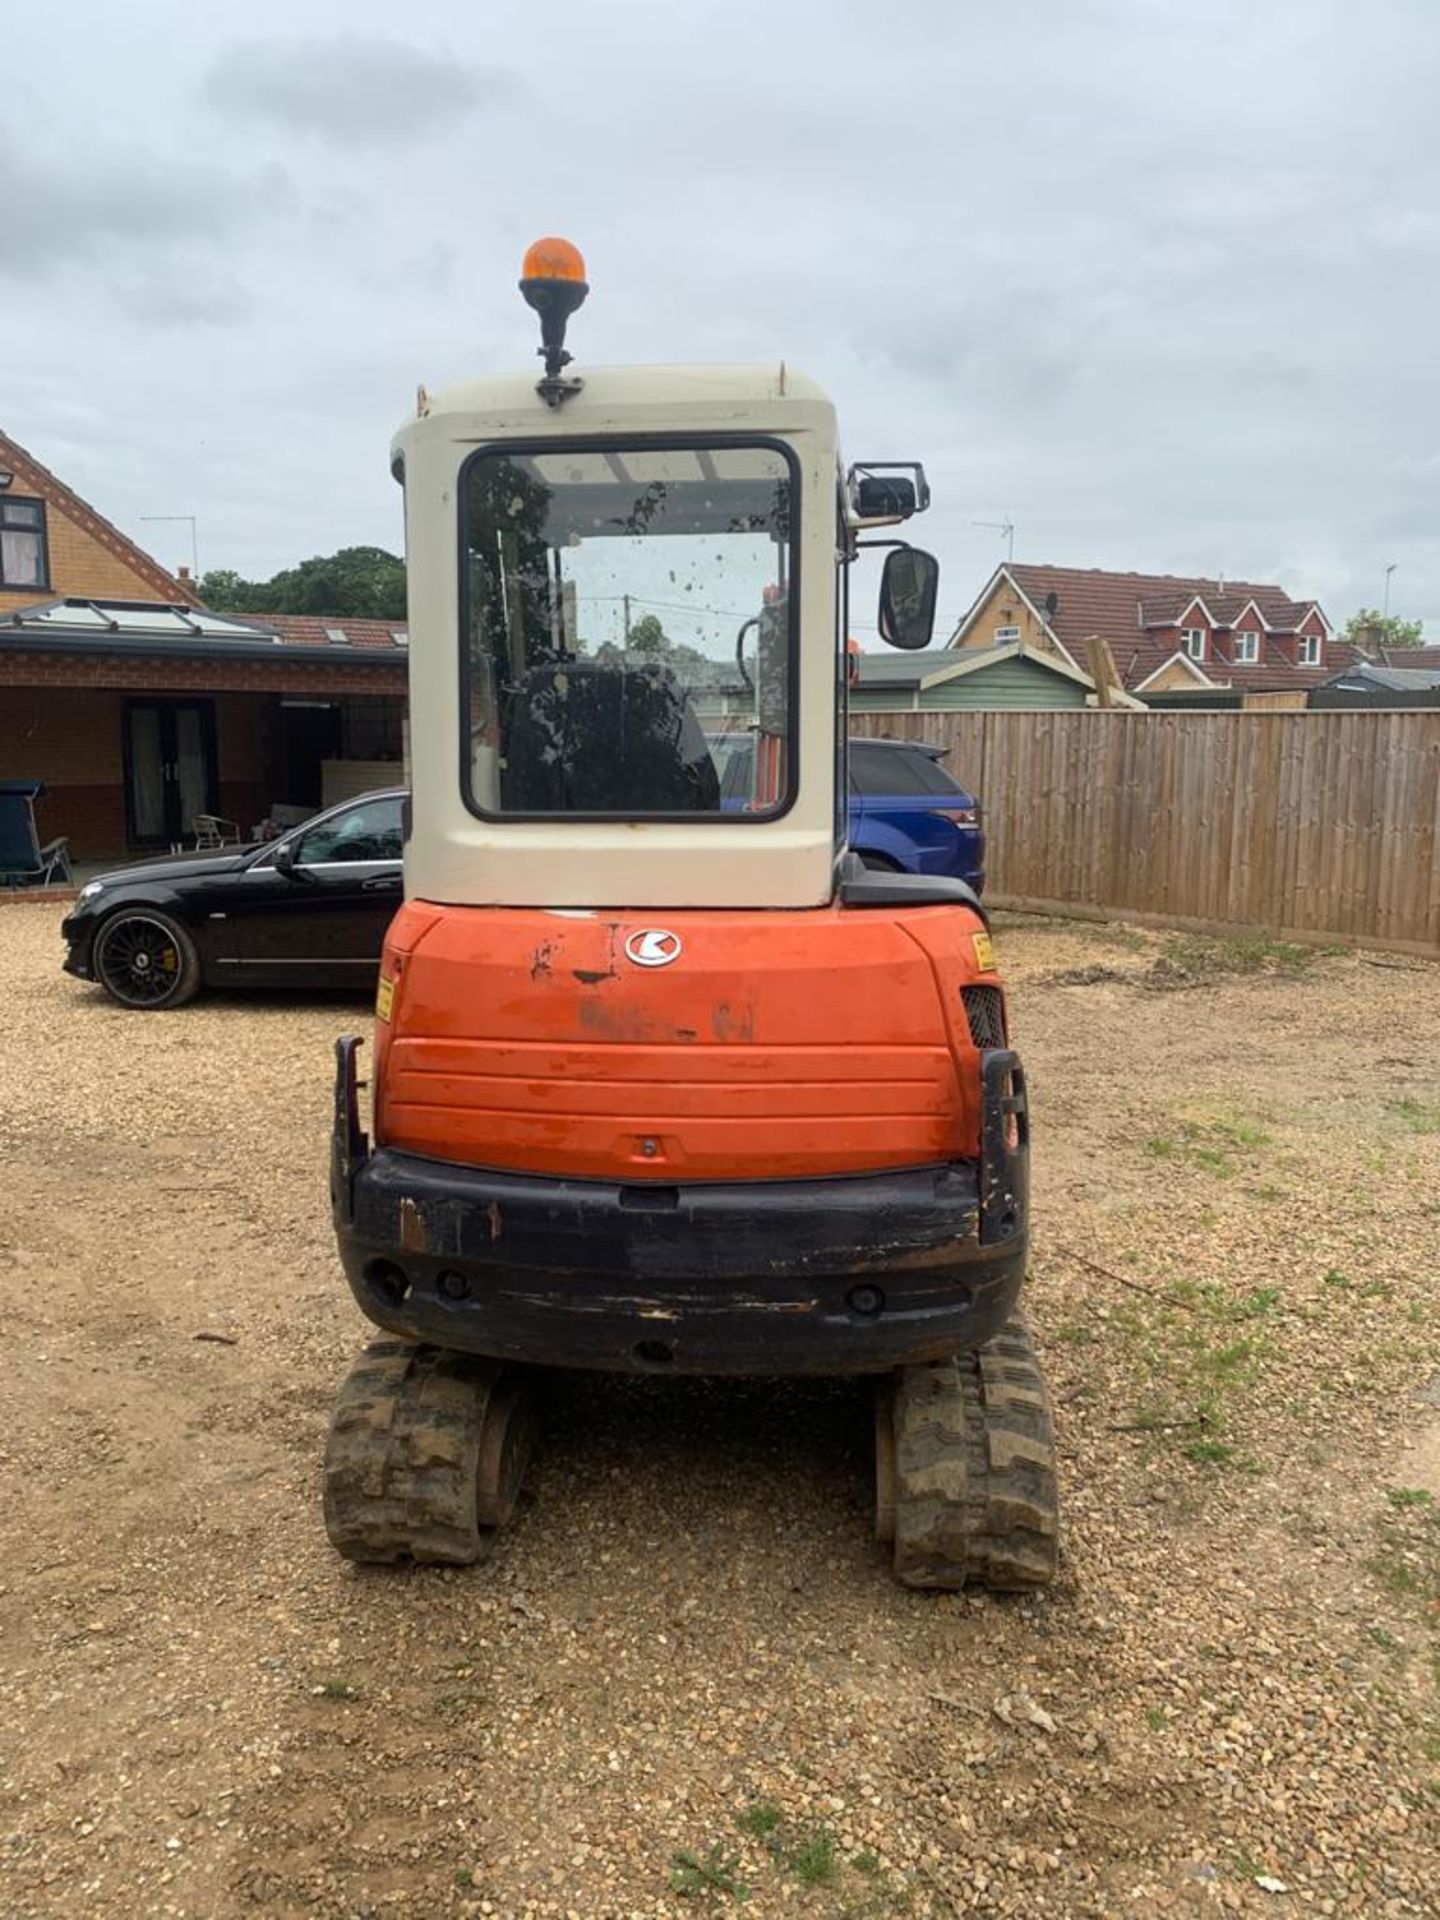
[
  {"left": 273, "top": 839, "right": 298, "bottom": 878},
  {"left": 878, "top": 547, "right": 940, "bottom": 650}
]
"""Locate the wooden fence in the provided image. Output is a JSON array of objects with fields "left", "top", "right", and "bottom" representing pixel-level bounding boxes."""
[{"left": 850, "top": 709, "right": 1440, "bottom": 955}]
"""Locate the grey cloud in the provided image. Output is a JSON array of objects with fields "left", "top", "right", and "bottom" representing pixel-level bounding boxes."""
[
  {"left": 0, "top": 136, "right": 291, "bottom": 282},
  {"left": 113, "top": 277, "right": 257, "bottom": 330},
  {"left": 204, "top": 35, "right": 517, "bottom": 149}
]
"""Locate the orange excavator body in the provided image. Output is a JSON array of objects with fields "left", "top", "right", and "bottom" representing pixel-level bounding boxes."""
[{"left": 372, "top": 898, "right": 1002, "bottom": 1185}]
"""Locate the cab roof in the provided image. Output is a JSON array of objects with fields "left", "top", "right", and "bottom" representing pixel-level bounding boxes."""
[{"left": 395, "top": 363, "right": 835, "bottom": 462}]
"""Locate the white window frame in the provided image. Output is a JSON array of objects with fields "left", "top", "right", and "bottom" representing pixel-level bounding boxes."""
[
  {"left": 1182, "top": 627, "right": 1207, "bottom": 661},
  {"left": 993, "top": 624, "right": 1021, "bottom": 643},
  {"left": 1297, "top": 634, "right": 1321, "bottom": 667},
  {"left": 1234, "top": 630, "right": 1260, "bottom": 664}
]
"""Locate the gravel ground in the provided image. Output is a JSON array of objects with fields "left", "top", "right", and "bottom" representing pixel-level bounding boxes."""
[{"left": 1, "top": 905, "right": 1437, "bottom": 1919}]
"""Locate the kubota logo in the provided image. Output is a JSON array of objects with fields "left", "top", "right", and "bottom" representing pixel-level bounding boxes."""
[{"left": 625, "top": 929, "right": 683, "bottom": 968}]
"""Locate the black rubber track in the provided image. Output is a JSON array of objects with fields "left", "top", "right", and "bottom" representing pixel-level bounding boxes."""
[
  {"left": 323, "top": 1339, "right": 537, "bottom": 1565},
  {"left": 889, "top": 1317, "right": 1059, "bottom": 1592}
]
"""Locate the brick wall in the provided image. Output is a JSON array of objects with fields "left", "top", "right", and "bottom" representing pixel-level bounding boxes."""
[
  {"left": 0, "top": 649, "right": 404, "bottom": 696},
  {"left": 1, "top": 662, "right": 406, "bottom": 858}
]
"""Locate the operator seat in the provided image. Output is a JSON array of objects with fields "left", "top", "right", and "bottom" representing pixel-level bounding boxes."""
[{"left": 502, "top": 657, "right": 721, "bottom": 813}]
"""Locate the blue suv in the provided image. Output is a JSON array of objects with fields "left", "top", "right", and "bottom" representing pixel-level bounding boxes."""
[
  {"left": 846, "top": 737, "right": 984, "bottom": 892},
  {"left": 712, "top": 734, "right": 985, "bottom": 893}
]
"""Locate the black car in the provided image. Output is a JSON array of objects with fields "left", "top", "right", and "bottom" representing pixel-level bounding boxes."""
[{"left": 62, "top": 789, "right": 405, "bottom": 1010}]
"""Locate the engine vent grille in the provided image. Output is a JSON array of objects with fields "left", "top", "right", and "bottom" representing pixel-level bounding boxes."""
[{"left": 962, "top": 985, "right": 1006, "bottom": 1050}]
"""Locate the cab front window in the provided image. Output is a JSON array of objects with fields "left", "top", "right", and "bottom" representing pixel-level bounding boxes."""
[{"left": 459, "top": 439, "right": 797, "bottom": 819}]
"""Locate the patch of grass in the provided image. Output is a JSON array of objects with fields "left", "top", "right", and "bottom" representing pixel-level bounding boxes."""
[
  {"left": 1144, "top": 1706, "right": 1167, "bottom": 1732},
  {"left": 671, "top": 1843, "right": 750, "bottom": 1903},
  {"left": 737, "top": 1801, "right": 783, "bottom": 1842},
  {"left": 1142, "top": 1114, "right": 1271, "bottom": 1179},
  {"left": 1179, "top": 1281, "right": 1281, "bottom": 1324},
  {"left": 1053, "top": 1320, "right": 1096, "bottom": 1346},
  {"left": 1370, "top": 1551, "right": 1428, "bottom": 1598},
  {"left": 1195, "top": 1338, "right": 1262, "bottom": 1386},
  {"left": 1387, "top": 1487, "right": 1436, "bottom": 1510},
  {"left": 454, "top": 1867, "right": 476, "bottom": 1888},
  {"left": 1366, "top": 1625, "right": 1401, "bottom": 1652},
  {"left": 1184, "top": 1440, "right": 1239, "bottom": 1467},
  {"left": 852, "top": 1850, "right": 881, "bottom": 1877},
  {"left": 312, "top": 1678, "right": 361, "bottom": 1700},
  {"left": 1232, "top": 1286, "right": 1282, "bottom": 1319},
  {"left": 1322, "top": 1268, "right": 1351, "bottom": 1290},
  {"left": 1421, "top": 1732, "right": 1440, "bottom": 1763},
  {"left": 1108, "top": 1273, "right": 1282, "bottom": 1471},
  {"left": 1159, "top": 935, "right": 1337, "bottom": 984},
  {"left": 1387, "top": 1097, "right": 1440, "bottom": 1136},
  {"left": 787, "top": 1829, "right": 839, "bottom": 1887},
  {"left": 1210, "top": 1117, "right": 1272, "bottom": 1150}
]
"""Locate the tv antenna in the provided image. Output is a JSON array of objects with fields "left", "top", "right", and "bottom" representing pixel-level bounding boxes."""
[
  {"left": 974, "top": 517, "right": 1015, "bottom": 563},
  {"left": 141, "top": 514, "right": 199, "bottom": 579}
]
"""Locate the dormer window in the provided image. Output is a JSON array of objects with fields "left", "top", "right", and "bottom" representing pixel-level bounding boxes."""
[
  {"left": 1234, "top": 630, "right": 1260, "bottom": 664},
  {"left": 1182, "top": 627, "right": 1207, "bottom": 661},
  {"left": 1298, "top": 634, "right": 1321, "bottom": 667}
]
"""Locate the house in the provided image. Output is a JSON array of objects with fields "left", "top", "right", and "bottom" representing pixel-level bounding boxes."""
[
  {"left": 0, "top": 429, "right": 409, "bottom": 862},
  {"left": 0, "top": 427, "right": 197, "bottom": 611},
  {"left": 851, "top": 641, "right": 1138, "bottom": 712},
  {"left": 948, "top": 563, "right": 1360, "bottom": 708},
  {"left": 1309, "top": 661, "right": 1440, "bottom": 710},
  {"left": 1, "top": 599, "right": 407, "bottom": 861}
]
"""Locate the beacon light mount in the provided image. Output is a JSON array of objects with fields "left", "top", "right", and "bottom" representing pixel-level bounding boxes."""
[{"left": 519, "top": 237, "right": 589, "bottom": 408}]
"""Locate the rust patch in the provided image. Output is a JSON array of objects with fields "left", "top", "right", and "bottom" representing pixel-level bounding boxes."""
[
  {"left": 530, "top": 942, "right": 556, "bottom": 981},
  {"left": 486, "top": 1200, "right": 503, "bottom": 1241},
  {"left": 397, "top": 1197, "right": 428, "bottom": 1253}
]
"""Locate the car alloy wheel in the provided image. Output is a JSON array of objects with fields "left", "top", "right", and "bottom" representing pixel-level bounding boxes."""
[{"left": 94, "top": 912, "right": 193, "bottom": 1010}]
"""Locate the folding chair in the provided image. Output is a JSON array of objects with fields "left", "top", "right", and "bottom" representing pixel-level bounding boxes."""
[
  {"left": 0, "top": 780, "right": 72, "bottom": 888},
  {"left": 193, "top": 813, "right": 242, "bottom": 851}
]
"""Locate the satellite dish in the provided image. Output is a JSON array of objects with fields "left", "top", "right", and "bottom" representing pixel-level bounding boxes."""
[{"left": 1044, "top": 592, "right": 1060, "bottom": 617}]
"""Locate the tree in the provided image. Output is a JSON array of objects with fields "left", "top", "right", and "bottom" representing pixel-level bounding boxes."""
[
  {"left": 626, "top": 611, "right": 670, "bottom": 654},
  {"left": 1345, "top": 608, "right": 1424, "bottom": 650},
  {"left": 197, "top": 546, "right": 407, "bottom": 620}
]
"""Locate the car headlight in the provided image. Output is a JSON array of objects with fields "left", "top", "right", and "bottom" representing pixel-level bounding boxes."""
[{"left": 77, "top": 881, "right": 106, "bottom": 904}]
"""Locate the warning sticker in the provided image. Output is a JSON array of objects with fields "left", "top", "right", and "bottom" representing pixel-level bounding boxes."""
[
  {"left": 971, "top": 931, "right": 996, "bottom": 973},
  {"left": 375, "top": 975, "right": 395, "bottom": 1022}
]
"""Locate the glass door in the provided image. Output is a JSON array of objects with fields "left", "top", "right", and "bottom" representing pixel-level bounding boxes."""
[{"left": 124, "top": 700, "right": 218, "bottom": 849}]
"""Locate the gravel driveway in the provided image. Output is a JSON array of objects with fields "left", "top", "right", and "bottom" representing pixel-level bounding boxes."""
[{"left": 1, "top": 906, "right": 1437, "bottom": 1918}]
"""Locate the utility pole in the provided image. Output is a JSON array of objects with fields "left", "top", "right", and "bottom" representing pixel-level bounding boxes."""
[
  {"left": 622, "top": 593, "right": 631, "bottom": 644},
  {"left": 1383, "top": 563, "right": 1397, "bottom": 619}
]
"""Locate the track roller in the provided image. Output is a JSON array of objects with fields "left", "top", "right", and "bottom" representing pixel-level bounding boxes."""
[
  {"left": 323, "top": 1339, "right": 539, "bottom": 1565},
  {"left": 877, "top": 1318, "right": 1058, "bottom": 1592}
]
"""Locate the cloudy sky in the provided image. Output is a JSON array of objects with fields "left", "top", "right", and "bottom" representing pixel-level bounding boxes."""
[{"left": 3, "top": 0, "right": 1437, "bottom": 639}]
